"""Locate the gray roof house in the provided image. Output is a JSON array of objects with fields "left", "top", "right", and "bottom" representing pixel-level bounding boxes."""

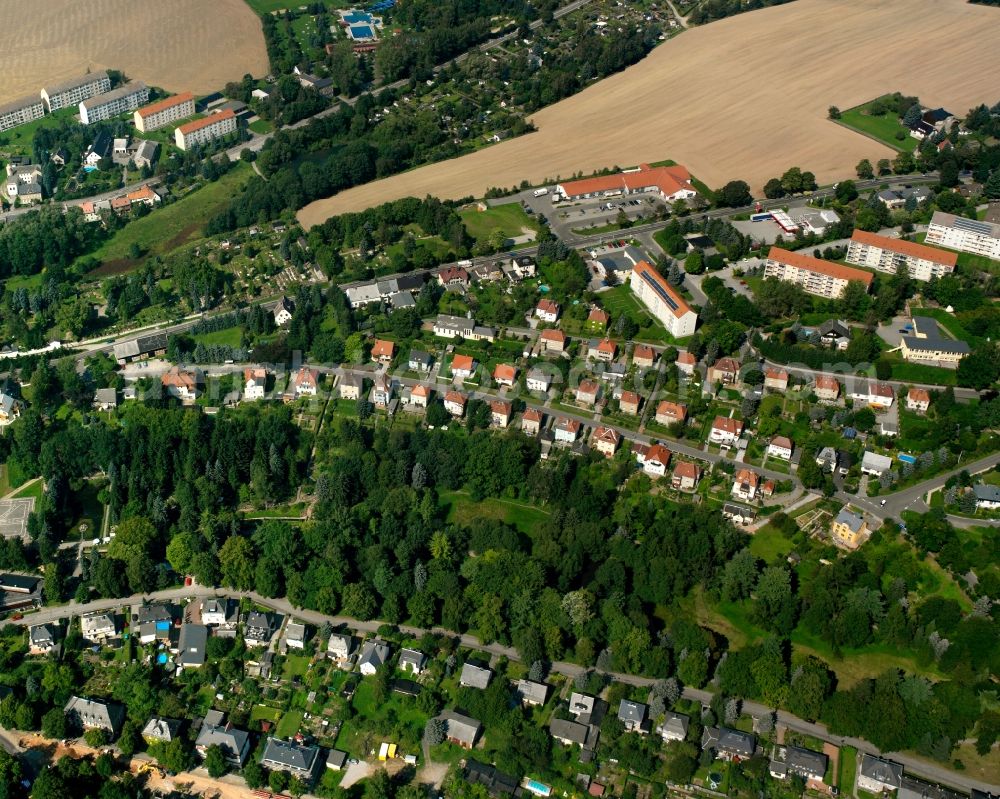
[
  {"left": 64, "top": 696, "right": 125, "bottom": 736},
  {"left": 283, "top": 620, "right": 307, "bottom": 650},
  {"left": 196, "top": 710, "right": 250, "bottom": 766},
  {"left": 359, "top": 639, "right": 391, "bottom": 675},
  {"left": 898, "top": 777, "right": 965, "bottom": 799},
  {"left": 243, "top": 611, "right": 274, "bottom": 646},
  {"left": 178, "top": 624, "right": 208, "bottom": 668},
  {"left": 861, "top": 450, "right": 893, "bottom": 477},
  {"left": 769, "top": 744, "right": 829, "bottom": 781},
  {"left": 973, "top": 483, "right": 1000, "bottom": 509},
  {"left": 201, "top": 597, "right": 239, "bottom": 627},
  {"left": 617, "top": 699, "right": 649, "bottom": 733},
  {"left": 328, "top": 632, "right": 355, "bottom": 660},
  {"left": 398, "top": 648, "right": 427, "bottom": 674},
  {"left": 142, "top": 717, "right": 182, "bottom": 743},
  {"left": 656, "top": 711, "right": 690, "bottom": 742},
  {"left": 261, "top": 737, "right": 322, "bottom": 781},
  {"left": 460, "top": 662, "right": 493, "bottom": 690},
  {"left": 81, "top": 611, "right": 117, "bottom": 642},
  {"left": 568, "top": 692, "right": 596, "bottom": 723},
  {"left": 857, "top": 754, "right": 903, "bottom": 793},
  {"left": 408, "top": 349, "right": 434, "bottom": 372},
  {"left": 514, "top": 679, "right": 549, "bottom": 707},
  {"left": 549, "top": 718, "right": 590, "bottom": 747},
  {"left": 438, "top": 709, "right": 482, "bottom": 749},
  {"left": 326, "top": 749, "right": 348, "bottom": 770},
  {"left": 28, "top": 623, "right": 57, "bottom": 654},
  {"left": 701, "top": 726, "right": 756, "bottom": 760},
  {"left": 93, "top": 388, "right": 118, "bottom": 410}
]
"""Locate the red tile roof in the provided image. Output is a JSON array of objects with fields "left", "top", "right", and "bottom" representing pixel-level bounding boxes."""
[
  {"left": 559, "top": 163, "right": 693, "bottom": 199},
  {"left": 445, "top": 390, "right": 466, "bottom": 405},
  {"left": 631, "top": 260, "right": 693, "bottom": 318},
  {"left": 537, "top": 298, "right": 560, "bottom": 315},
  {"left": 588, "top": 308, "right": 610, "bottom": 325},
  {"left": 815, "top": 375, "right": 840, "bottom": 392},
  {"left": 672, "top": 460, "right": 700, "bottom": 480},
  {"left": 851, "top": 230, "right": 957, "bottom": 267},
  {"left": 371, "top": 339, "right": 395, "bottom": 358},
  {"left": 645, "top": 443, "right": 671, "bottom": 465},
  {"left": 540, "top": 329, "right": 566, "bottom": 343},
  {"left": 596, "top": 338, "right": 616, "bottom": 355},
  {"left": 677, "top": 351, "right": 697, "bottom": 365},
  {"left": 908, "top": 387, "right": 931, "bottom": 403},
  {"left": 767, "top": 246, "right": 874, "bottom": 286},
  {"left": 451, "top": 354, "right": 475, "bottom": 372},
  {"left": 522, "top": 408, "right": 543, "bottom": 423},
  {"left": 712, "top": 416, "right": 743, "bottom": 435},
  {"left": 177, "top": 109, "right": 235, "bottom": 135},
  {"left": 493, "top": 364, "right": 517, "bottom": 383},
  {"left": 633, "top": 345, "right": 655, "bottom": 363},
  {"left": 136, "top": 92, "right": 194, "bottom": 118}
]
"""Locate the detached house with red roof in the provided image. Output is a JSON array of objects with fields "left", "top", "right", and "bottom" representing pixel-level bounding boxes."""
[
  {"left": 553, "top": 417, "right": 581, "bottom": 444},
  {"left": 444, "top": 391, "right": 466, "bottom": 417},
  {"left": 641, "top": 444, "right": 671, "bottom": 478},
  {"left": 490, "top": 400, "right": 512, "bottom": 428},
  {"left": 409, "top": 384, "right": 431, "bottom": 408},
  {"left": 814, "top": 375, "right": 840, "bottom": 402},
  {"left": 535, "top": 299, "right": 561, "bottom": 323},
  {"left": 709, "top": 416, "right": 744, "bottom": 445},
  {"left": 162, "top": 367, "right": 199, "bottom": 402},
  {"left": 655, "top": 401, "right": 687, "bottom": 426},
  {"left": 767, "top": 436, "right": 794, "bottom": 461},
  {"left": 492, "top": 364, "right": 518, "bottom": 388},
  {"left": 589, "top": 339, "right": 617, "bottom": 362},
  {"left": 708, "top": 358, "right": 741, "bottom": 386},
  {"left": 632, "top": 345, "right": 656, "bottom": 369},
  {"left": 587, "top": 308, "right": 610, "bottom": 331},
  {"left": 539, "top": 329, "right": 567, "bottom": 353},
  {"left": 450, "top": 355, "right": 476, "bottom": 381},
  {"left": 371, "top": 339, "right": 395, "bottom": 363},
  {"left": 676, "top": 351, "right": 697, "bottom": 376},
  {"left": 244, "top": 367, "right": 267, "bottom": 401},
  {"left": 291, "top": 367, "right": 320, "bottom": 397},
  {"left": 521, "top": 408, "right": 543, "bottom": 436},
  {"left": 592, "top": 426, "right": 621, "bottom": 458},
  {"left": 438, "top": 266, "right": 469, "bottom": 287},
  {"left": 764, "top": 368, "right": 789, "bottom": 392},
  {"left": 732, "top": 469, "right": 761, "bottom": 501},
  {"left": 619, "top": 391, "right": 641, "bottom": 416},
  {"left": 906, "top": 387, "right": 931, "bottom": 413},
  {"left": 576, "top": 380, "right": 601, "bottom": 407},
  {"left": 671, "top": 461, "right": 701, "bottom": 491}
]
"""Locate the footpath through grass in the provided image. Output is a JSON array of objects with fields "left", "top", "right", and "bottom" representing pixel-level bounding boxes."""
[{"left": 88, "top": 163, "right": 254, "bottom": 272}]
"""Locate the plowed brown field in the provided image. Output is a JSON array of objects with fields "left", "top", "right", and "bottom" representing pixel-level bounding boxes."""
[
  {"left": 299, "top": 0, "right": 1000, "bottom": 227},
  {"left": 0, "top": 0, "right": 268, "bottom": 105}
]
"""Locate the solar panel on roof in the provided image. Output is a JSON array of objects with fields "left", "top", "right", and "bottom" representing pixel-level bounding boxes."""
[
  {"left": 640, "top": 270, "right": 678, "bottom": 311},
  {"left": 952, "top": 216, "right": 993, "bottom": 236}
]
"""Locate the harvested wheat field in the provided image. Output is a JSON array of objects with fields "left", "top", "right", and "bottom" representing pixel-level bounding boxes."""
[
  {"left": 300, "top": 0, "right": 1000, "bottom": 227},
  {"left": 0, "top": 0, "right": 268, "bottom": 105}
]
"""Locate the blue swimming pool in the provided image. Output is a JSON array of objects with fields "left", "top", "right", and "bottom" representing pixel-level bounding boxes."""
[
  {"left": 156, "top": 653, "right": 168, "bottom": 664},
  {"left": 524, "top": 780, "right": 551, "bottom": 797},
  {"left": 898, "top": 453, "right": 917, "bottom": 464}
]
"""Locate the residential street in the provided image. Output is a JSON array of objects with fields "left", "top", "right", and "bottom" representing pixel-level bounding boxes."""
[{"left": 6, "top": 588, "right": 997, "bottom": 795}]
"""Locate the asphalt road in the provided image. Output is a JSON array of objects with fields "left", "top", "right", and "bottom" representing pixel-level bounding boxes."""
[{"left": 7, "top": 588, "right": 997, "bottom": 794}]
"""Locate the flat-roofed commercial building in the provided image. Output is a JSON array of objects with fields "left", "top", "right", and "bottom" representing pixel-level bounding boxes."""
[
  {"left": 846, "top": 230, "right": 957, "bottom": 281},
  {"left": 925, "top": 211, "right": 1000, "bottom": 261},
  {"left": 174, "top": 109, "right": 237, "bottom": 150},
  {"left": 0, "top": 95, "right": 45, "bottom": 132},
  {"left": 80, "top": 82, "right": 149, "bottom": 125},
  {"left": 134, "top": 92, "right": 195, "bottom": 132},
  {"left": 41, "top": 71, "right": 111, "bottom": 112},
  {"left": 628, "top": 260, "right": 698, "bottom": 338},
  {"left": 763, "top": 247, "right": 873, "bottom": 299}
]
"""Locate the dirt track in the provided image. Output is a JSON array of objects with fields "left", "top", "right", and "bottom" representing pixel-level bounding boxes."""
[
  {"left": 0, "top": 0, "right": 268, "bottom": 104},
  {"left": 298, "top": 0, "right": 1000, "bottom": 227}
]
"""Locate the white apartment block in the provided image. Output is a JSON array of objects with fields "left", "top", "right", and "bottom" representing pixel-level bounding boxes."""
[
  {"left": 763, "top": 246, "right": 873, "bottom": 299},
  {"left": 41, "top": 71, "right": 111, "bottom": 112},
  {"left": 174, "top": 109, "right": 237, "bottom": 150},
  {"left": 846, "top": 230, "right": 956, "bottom": 282},
  {"left": 134, "top": 92, "right": 195, "bottom": 132},
  {"left": 80, "top": 81, "right": 149, "bottom": 125},
  {"left": 925, "top": 211, "right": 1000, "bottom": 261},
  {"left": 0, "top": 95, "right": 45, "bottom": 133},
  {"left": 628, "top": 260, "right": 698, "bottom": 338}
]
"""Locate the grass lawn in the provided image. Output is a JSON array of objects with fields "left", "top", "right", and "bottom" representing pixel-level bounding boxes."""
[
  {"left": 249, "top": 118, "right": 274, "bottom": 134},
  {"left": 385, "top": 233, "right": 453, "bottom": 263},
  {"left": 282, "top": 654, "right": 311, "bottom": 680},
  {"left": 838, "top": 746, "right": 857, "bottom": 793},
  {"left": 243, "top": 0, "right": 298, "bottom": 13},
  {"left": 192, "top": 325, "right": 243, "bottom": 347},
  {"left": 439, "top": 490, "right": 550, "bottom": 537},
  {"left": 251, "top": 705, "right": 283, "bottom": 722},
  {"left": 837, "top": 99, "right": 917, "bottom": 152},
  {"left": 88, "top": 163, "right": 254, "bottom": 271},
  {"left": 276, "top": 709, "right": 304, "bottom": 739},
  {"left": 459, "top": 202, "right": 539, "bottom": 242},
  {"left": 748, "top": 524, "right": 794, "bottom": 562},
  {"left": 1, "top": 108, "right": 78, "bottom": 156},
  {"left": 599, "top": 284, "right": 672, "bottom": 343},
  {"left": 9, "top": 479, "right": 43, "bottom": 501},
  {"left": 886, "top": 357, "right": 957, "bottom": 386},
  {"left": 909, "top": 306, "right": 978, "bottom": 345}
]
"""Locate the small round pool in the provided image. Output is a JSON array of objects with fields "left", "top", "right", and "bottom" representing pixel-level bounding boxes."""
[{"left": 157, "top": 653, "right": 168, "bottom": 664}]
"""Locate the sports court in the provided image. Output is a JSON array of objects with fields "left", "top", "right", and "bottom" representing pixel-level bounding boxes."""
[{"left": 0, "top": 498, "right": 34, "bottom": 540}]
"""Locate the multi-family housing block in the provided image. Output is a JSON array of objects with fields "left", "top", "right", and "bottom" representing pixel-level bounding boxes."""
[
  {"left": 0, "top": 95, "right": 45, "bottom": 133},
  {"left": 134, "top": 92, "right": 195, "bottom": 132},
  {"left": 80, "top": 81, "right": 149, "bottom": 124},
  {"left": 925, "top": 211, "right": 1000, "bottom": 261},
  {"left": 174, "top": 109, "right": 237, "bottom": 151},
  {"left": 846, "top": 230, "right": 956, "bottom": 281},
  {"left": 41, "top": 71, "right": 111, "bottom": 112},
  {"left": 628, "top": 260, "right": 698, "bottom": 338},
  {"left": 764, "top": 247, "right": 873, "bottom": 299}
]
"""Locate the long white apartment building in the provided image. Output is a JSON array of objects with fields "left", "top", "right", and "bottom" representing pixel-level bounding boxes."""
[
  {"left": 628, "top": 260, "right": 698, "bottom": 338},
  {"left": 0, "top": 95, "right": 45, "bottom": 133},
  {"left": 925, "top": 211, "right": 1000, "bottom": 261},
  {"left": 80, "top": 81, "right": 149, "bottom": 125},
  {"left": 763, "top": 246, "right": 873, "bottom": 299},
  {"left": 134, "top": 92, "right": 195, "bottom": 132},
  {"left": 41, "top": 71, "right": 111, "bottom": 112},
  {"left": 174, "top": 109, "right": 237, "bottom": 151},
  {"left": 846, "top": 230, "right": 956, "bottom": 282}
]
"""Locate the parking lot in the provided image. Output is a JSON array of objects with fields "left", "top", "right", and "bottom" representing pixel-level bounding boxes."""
[
  {"left": 496, "top": 188, "right": 664, "bottom": 242},
  {"left": 0, "top": 497, "right": 34, "bottom": 540}
]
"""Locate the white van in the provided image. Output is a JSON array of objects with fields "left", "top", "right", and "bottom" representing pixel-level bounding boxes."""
[{"left": 533, "top": 188, "right": 549, "bottom": 197}]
